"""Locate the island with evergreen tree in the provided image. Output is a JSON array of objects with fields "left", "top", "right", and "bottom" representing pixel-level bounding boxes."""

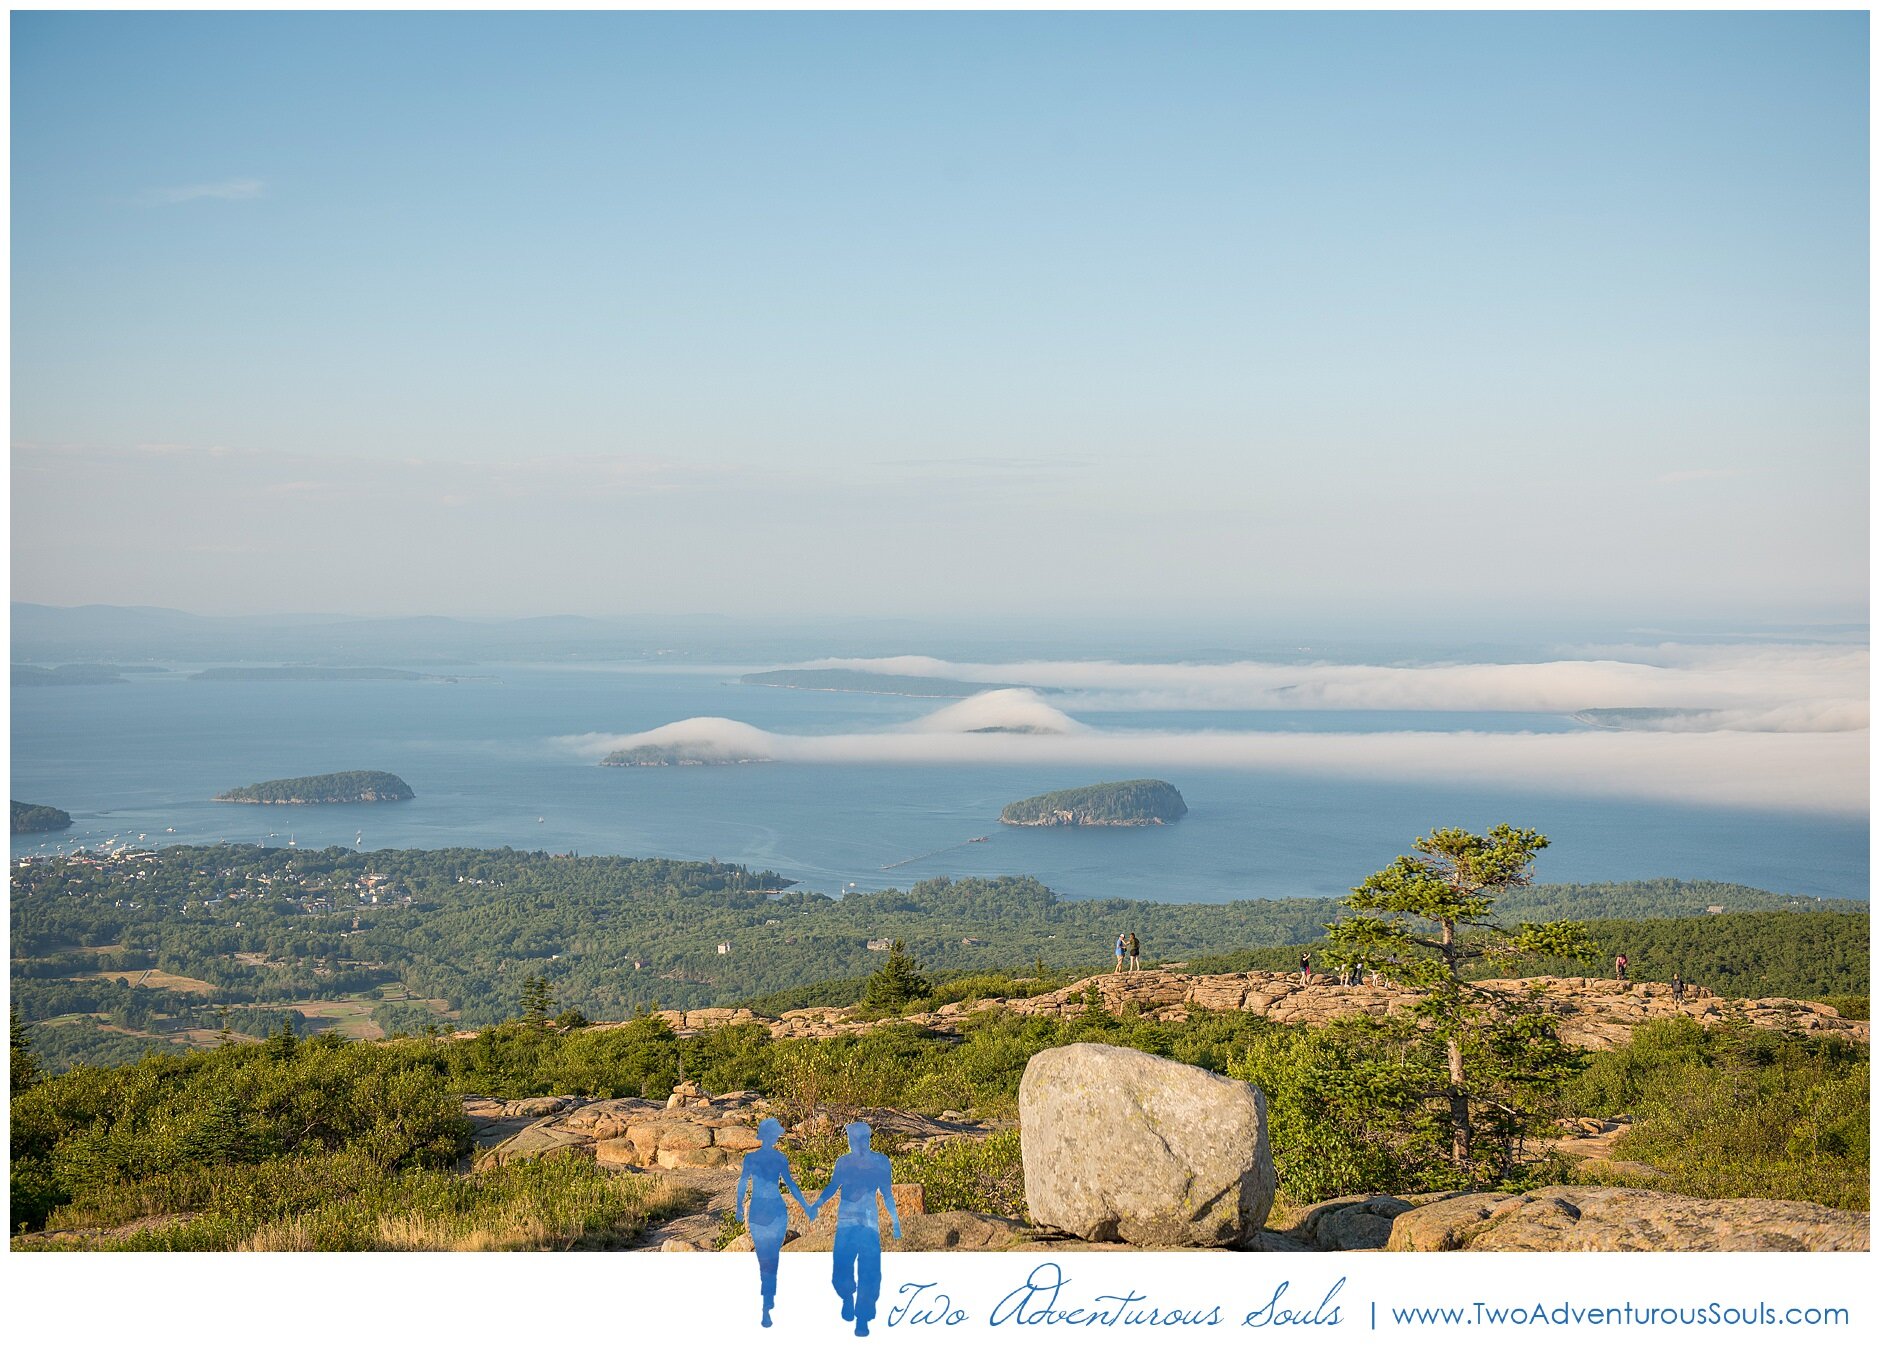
[
  {"left": 11, "top": 800, "right": 73, "bottom": 834},
  {"left": 214, "top": 771, "right": 415, "bottom": 805},
  {"left": 999, "top": 779, "right": 1188, "bottom": 827}
]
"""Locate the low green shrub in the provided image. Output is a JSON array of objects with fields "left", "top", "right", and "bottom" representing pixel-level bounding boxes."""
[
  {"left": 895, "top": 1130, "right": 1026, "bottom": 1220},
  {"left": 1566, "top": 1018, "right": 1868, "bottom": 1209}
]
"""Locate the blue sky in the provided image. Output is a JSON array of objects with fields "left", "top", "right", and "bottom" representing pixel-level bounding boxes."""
[{"left": 8, "top": 10, "right": 1869, "bottom": 623}]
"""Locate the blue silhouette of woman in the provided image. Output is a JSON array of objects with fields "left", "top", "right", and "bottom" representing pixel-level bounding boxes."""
[{"left": 735, "top": 1117, "right": 812, "bottom": 1328}]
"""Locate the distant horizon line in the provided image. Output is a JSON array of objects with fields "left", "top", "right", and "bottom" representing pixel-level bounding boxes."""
[{"left": 11, "top": 599, "right": 1871, "bottom": 635}]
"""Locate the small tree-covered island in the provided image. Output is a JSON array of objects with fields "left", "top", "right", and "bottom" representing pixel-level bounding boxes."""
[
  {"left": 601, "top": 745, "right": 771, "bottom": 767},
  {"left": 1000, "top": 779, "right": 1188, "bottom": 827},
  {"left": 214, "top": 771, "right": 415, "bottom": 805},
  {"left": 10, "top": 800, "right": 72, "bottom": 834}
]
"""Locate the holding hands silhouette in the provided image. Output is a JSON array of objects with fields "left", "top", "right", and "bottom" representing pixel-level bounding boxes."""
[
  {"left": 807, "top": 1121, "right": 901, "bottom": 1335},
  {"left": 735, "top": 1117, "right": 812, "bottom": 1328}
]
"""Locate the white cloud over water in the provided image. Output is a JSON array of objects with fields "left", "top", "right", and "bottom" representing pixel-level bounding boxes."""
[
  {"left": 907, "top": 689, "right": 1085, "bottom": 735},
  {"left": 565, "top": 722, "right": 1866, "bottom": 816},
  {"left": 561, "top": 645, "right": 1868, "bottom": 816},
  {"left": 785, "top": 646, "right": 1869, "bottom": 731}
]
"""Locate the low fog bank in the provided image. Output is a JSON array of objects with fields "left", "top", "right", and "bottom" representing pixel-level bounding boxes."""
[
  {"left": 783, "top": 645, "right": 1868, "bottom": 732},
  {"left": 564, "top": 719, "right": 1866, "bottom": 816}
]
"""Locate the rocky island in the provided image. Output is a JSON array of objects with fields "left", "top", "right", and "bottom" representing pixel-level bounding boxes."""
[
  {"left": 214, "top": 771, "right": 415, "bottom": 804},
  {"left": 11, "top": 800, "right": 73, "bottom": 833},
  {"left": 189, "top": 666, "right": 448, "bottom": 683},
  {"left": 12, "top": 663, "right": 132, "bottom": 686},
  {"left": 999, "top": 778, "right": 1188, "bottom": 827},
  {"left": 601, "top": 745, "right": 771, "bottom": 767}
]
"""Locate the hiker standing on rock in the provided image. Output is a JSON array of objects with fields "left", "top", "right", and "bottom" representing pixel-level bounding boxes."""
[
  {"left": 1126, "top": 930, "right": 1141, "bottom": 972},
  {"left": 808, "top": 1120, "right": 901, "bottom": 1337},
  {"left": 1671, "top": 971, "right": 1685, "bottom": 1002},
  {"left": 1300, "top": 952, "right": 1312, "bottom": 983},
  {"left": 1114, "top": 933, "right": 1128, "bottom": 974},
  {"left": 1615, "top": 952, "right": 1628, "bottom": 981},
  {"left": 735, "top": 1117, "right": 813, "bottom": 1329}
]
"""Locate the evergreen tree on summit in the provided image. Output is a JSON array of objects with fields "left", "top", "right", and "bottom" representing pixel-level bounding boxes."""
[
  {"left": 1324, "top": 824, "right": 1597, "bottom": 1183},
  {"left": 864, "top": 941, "right": 932, "bottom": 1010}
]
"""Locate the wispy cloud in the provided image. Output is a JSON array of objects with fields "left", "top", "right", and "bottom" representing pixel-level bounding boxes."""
[
  {"left": 143, "top": 178, "right": 265, "bottom": 205},
  {"left": 1655, "top": 468, "right": 1742, "bottom": 486},
  {"left": 558, "top": 719, "right": 1868, "bottom": 816},
  {"left": 785, "top": 648, "right": 1870, "bottom": 726}
]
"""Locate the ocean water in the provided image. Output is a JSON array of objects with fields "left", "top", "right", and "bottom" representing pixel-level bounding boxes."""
[{"left": 8, "top": 665, "right": 1868, "bottom": 901}]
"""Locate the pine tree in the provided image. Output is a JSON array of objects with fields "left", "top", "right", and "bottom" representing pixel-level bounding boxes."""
[
  {"left": 179, "top": 1091, "right": 250, "bottom": 1164},
  {"left": 264, "top": 1017, "right": 298, "bottom": 1060},
  {"left": 864, "top": 940, "right": 932, "bottom": 1010},
  {"left": 11, "top": 1007, "right": 41, "bottom": 1092},
  {"left": 1325, "top": 824, "right": 1596, "bottom": 1182},
  {"left": 519, "top": 974, "right": 555, "bottom": 1026}
]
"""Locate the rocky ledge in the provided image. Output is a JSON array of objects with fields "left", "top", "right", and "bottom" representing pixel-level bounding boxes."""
[
  {"left": 465, "top": 1069, "right": 1868, "bottom": 1254},
  {"left": 465, "top": 1082, "right": 991, "bottom": 1176},
  {"left": 564, "top": 971, "right": 1866, "bottom": 1053}
]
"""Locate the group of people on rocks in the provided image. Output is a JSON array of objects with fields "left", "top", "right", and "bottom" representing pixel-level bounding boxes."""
[
  {"left": 1296, "top": 953, "right": 1372, "bottom": 986},
  {"left": 1290, "top": 950, "right": 1688, "bottom": 997},
  {"left": 1113, "top": 931, "right": 1142, "bottom": 972},
  {"left": 1615, "top": 953, "right": 1687, "bottom": 999},
  {"left": 1099, "top": 938, "right": 1687, "bottom": 999}
]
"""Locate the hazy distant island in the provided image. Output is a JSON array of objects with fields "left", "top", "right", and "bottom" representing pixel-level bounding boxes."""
[
  {"left": 1000, "top": 779, "right": 1189, "bottom": 827},
  {"left": 190, "top": 667, "right": 451, "bottom": 683},
  {"left": 601, "top": 744, "right": 772, "bottom": 767},
  {"left": 12, "top": 663, "right": 135, "bottom": 686},
  {"left": 214, "top": 771, "right": 415, "bottom": 804},
  {"left": 1571, "top": 708, "right": 1716, "bottom": 731},
  {"left": 742, "top": 668, "right": 994, "bottom": 697},
  {"left": 11, "top": 800, "right": 73, "bottom": 833}
]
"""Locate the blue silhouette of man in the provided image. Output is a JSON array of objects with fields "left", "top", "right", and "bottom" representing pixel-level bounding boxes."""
[{"left": 807, "top": 1120, "right": 901, "bottom": 1336}]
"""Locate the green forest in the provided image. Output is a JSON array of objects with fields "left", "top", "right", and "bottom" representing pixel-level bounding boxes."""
[
  {"left": 999, "top": 779, "right": 1189, "bottom": 825},
  {"left": 1182, "top": 910, "right": 1870, "bottom": 1001},
  {"left": 10, "top": 844, "right": 1868, "bottom": 1074},
  {"left": 214, "top": 771, "right": 415, "bottom": 803}
]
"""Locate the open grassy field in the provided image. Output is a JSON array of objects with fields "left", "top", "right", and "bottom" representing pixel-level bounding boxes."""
[{"left": 79, "top": 969, "right": 217, "bottom": 994}]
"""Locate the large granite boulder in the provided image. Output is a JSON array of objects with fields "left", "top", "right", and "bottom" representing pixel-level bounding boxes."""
[
  {"left": 1018, "top": 1043, "right": 1275, "bottom": 1247},
  {"left": 1387, "top": 1185, "right": 1870, "bottom": 1252}
]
